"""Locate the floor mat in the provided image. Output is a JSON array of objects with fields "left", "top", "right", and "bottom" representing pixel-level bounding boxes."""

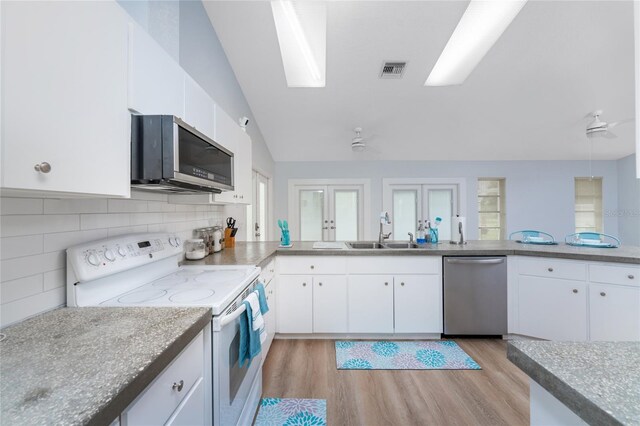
[
  {"left": 254, "top": 398, "right": 327, "bottom": 426},
  {"left": 335, "top": 340, "right": 481, "bottom": 370}
]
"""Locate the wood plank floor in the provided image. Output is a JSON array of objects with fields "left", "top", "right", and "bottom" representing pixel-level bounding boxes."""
[{"left": 261, "top": 339, "right": 529, "bottom": 426}]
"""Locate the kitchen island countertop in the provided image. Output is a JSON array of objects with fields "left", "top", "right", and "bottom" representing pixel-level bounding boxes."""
[
  {"left": 508, "top": 340, "right": 640, "bottom": 426},
  {"left": 0, "top": 306, "right": 211, "bottom": 425}
]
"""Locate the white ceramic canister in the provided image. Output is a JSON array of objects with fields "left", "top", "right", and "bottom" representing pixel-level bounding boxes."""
[{"left": 213, "top": 227, "right": 223, "bottom": 252}]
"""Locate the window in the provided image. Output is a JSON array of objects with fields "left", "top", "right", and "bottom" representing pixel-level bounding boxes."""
[
  {"left": 478, "top": 178, "right": 506, "bottom": 240},
  {"left": 575, "top": 177, "right": 603, "bottom": 233}
]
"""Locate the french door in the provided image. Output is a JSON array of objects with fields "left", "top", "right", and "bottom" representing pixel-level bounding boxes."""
[
  {"left": 296, "top": 185, "right": 364, "bottom": 241},
  {"left": 389, "top": 184, "right": 457, "bottom": 241}
]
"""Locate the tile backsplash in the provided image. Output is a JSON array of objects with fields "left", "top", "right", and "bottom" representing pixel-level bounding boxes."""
[{"left": 0, "top": 190, "right": 224, "bottom": 327}]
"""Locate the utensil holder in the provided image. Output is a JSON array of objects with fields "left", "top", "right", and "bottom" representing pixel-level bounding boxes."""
[{"left": 224, "top": 228, "right": 235, "bottom": 248}]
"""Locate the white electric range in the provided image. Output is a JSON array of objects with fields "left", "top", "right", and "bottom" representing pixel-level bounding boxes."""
[{"left": 66, "top": 233, "right": 263, "bottom": 426}]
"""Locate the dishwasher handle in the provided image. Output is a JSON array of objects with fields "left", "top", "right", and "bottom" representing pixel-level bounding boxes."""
[{"left": 446, "top": 258, "right": 505, "bottom": 265}]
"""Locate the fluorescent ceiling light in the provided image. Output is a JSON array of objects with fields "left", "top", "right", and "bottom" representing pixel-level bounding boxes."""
[
  {"left": 425, "top": 0, "right": 527, "bottom": 86},
  {"left": 271, "top": 1, "right": 326, "bottom": 87}
]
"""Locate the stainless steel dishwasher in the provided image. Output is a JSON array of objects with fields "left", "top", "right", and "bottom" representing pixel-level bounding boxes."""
[{"left": 443, "top": 256, "right": 507, "bottom": 335}]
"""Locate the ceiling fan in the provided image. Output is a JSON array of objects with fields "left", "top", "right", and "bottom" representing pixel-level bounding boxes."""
[{"left": 585, "top": 110, "right": 632, "bottom": 139}]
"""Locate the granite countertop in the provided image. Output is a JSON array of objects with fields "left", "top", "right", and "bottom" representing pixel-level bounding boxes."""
[
  {"left": 0, "top": 306, "right": 211, "bottom": 426},
  {"left": 508, "top": 341, "right": 640, "bottom": 426},
  {"left": 183, "top": 240, "right": 640, "bottom": 267}
]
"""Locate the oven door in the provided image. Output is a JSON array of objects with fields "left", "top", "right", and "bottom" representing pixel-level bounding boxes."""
[{"left": 213, "top": 307, "right": 262, "bottom": 426}]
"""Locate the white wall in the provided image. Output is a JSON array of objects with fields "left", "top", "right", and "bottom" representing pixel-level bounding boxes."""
[
  {"left": 274, "top": 160, "right": 621, "bottom": 242},
  {"left": 0, "top": 191, "right": 225, "bottom": 327},
  {"left": 617, "top": 154, "right": 640, "bottom": 245}
]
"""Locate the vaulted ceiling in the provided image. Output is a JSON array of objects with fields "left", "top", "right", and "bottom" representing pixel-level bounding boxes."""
[{"left": 204, "top": 1, "right": 636, "bottom": 162}]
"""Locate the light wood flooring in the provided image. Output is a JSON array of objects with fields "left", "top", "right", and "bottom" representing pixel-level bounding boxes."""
[{"left": 261, "top": 339, "right": 529, "bottom": 426}]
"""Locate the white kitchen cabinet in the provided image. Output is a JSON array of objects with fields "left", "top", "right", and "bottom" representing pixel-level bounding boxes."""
[
  {"left": 278, "top": 256, "right": 347, "bottom": 275},
  {"left": 121, "top": 330, "right": 207, "bottom": 425},
  {"left": 214, "top": 106, "right": 252, "bottom": 204},
  {"left": 394, "top": 275, "right": 442, "bottom": 333},
  {"left": 313, "top": 275, "right": 348, "bottom": 333},
  {"left": 277, "top": 275, "right": 313, "bottom": 333},
  {"left": 347, "top": 275, "right": 394, "bottom": 333},
  {"left": 1, "top": 1, "right": 130, "bottom": 197},
  {"left": 589, "top": 283, "right": 640, "bottom": 341},
  {"left": 184, "top": 75, "right": 215, "bottom": 140},
  {"left": 518, "top": 276, "right": 588, "bottom": 341},
  {"left": 263, "top": 279, "right": 277, "bottom": 356},
  {"left": 128, "top": 21, "right": 184, "bottom": 118}
]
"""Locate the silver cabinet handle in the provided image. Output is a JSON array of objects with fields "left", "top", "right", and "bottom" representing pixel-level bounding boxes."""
[
  {"left": 629, "top": 275, "right": 635, "bottom": 279},
  {"left": 330, "top": 226, "right": 335, "bottom": 229},
  {"left": 172, "top": 380, "right": 184, "bottom": 392},
  {"left": 34, "top": 162, "right": 51, "bottom": 173},
  {"left": 400, "top": 282, "right": 405, "bottom": 286},
  {"left": 310, "top": 265, "right": 314, "bottom": 269},
  {"left": 548, "top": 267, "right": 554, "bottom": 272},
  {"left": 600, "top": 292, "right": 606, "bottom": 297},
  {"left": 318, "top": 282, "right": 322, "bottom": 286},
  {"left": 572, "top": 289, "right": 578, "bottom": 294},
  {"left": 302, "top": 282, "right": 306, "bottom": 287},
  {"left": 384, "top": 282, "right": 389, "bottom": 286}
]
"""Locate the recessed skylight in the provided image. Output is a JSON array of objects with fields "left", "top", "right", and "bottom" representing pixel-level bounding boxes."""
[
  {"left": 271, "top": 0, "right": 326, "bottom": 88},
  {"left": 425, "top": 0, "right": 527, "bottom": 86}
]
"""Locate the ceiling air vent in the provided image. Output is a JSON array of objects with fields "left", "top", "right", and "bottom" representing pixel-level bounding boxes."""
[{"left": 380, "top": 61, "right": 407, "bottom": 79}]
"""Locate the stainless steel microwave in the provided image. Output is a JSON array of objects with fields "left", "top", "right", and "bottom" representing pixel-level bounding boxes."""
[{"left": 131, "top": 115, "right": 234, "bottom": 194}]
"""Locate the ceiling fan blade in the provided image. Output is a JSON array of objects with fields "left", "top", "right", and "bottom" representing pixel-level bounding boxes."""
[
  {"left": 602, "top": 131, "right": 617, "bottom": 139},
  {"left": 608, "top": 118, "right": 633, "bottom": 128}
]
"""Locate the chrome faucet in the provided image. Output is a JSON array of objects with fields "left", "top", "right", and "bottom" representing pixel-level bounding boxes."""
[
  {"left": 379, "top": 212, "right": 392, "bottom": 244},
  {"left": 408, "top": 232, "right": 414, "bottom": 244}
]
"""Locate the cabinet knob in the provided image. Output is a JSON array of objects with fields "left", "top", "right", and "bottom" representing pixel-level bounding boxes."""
[
  {"left": 330, "top": 226, "right": 335, "bottom": 229},
  {"left": 310, "top": 265, "right": 314, "bottom": 269},
  {"left": 628, "top": 275, "right": 635, "bottom": 280},
  {"left": 318, "top": 282, "right": 322, "bottom": 286},
  {"left": 384, "top": 282, "right": 389, "bottom": 286},
  {"left": 548, "top": 267, "right": 554, "bottom": 272},
  {"left": 302, "top": 282, "right": 306, "bottom": 287},
  {"left": 401, "top": 282, "right": 405, "bottom": 286},
  {"left": 34, "top": 162, "right": 51, "bottom": 173},
  {"left": 172, "top": 380, "right": 184, "bottom": 392},
  {"left": 572, "top": 289, "right": 578, "bottom": 294},
  {"left": 600, "top": 292, "right": 606, "bottom": 297}
]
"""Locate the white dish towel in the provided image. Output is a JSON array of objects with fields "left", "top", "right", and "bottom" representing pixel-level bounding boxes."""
[{"left": 246, "top": 291, "right": 267, "bottom": 343}]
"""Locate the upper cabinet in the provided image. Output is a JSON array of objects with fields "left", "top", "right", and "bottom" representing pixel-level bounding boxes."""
[
  {"left": 184, "top": 76, "right": 215, "bottom": 140},
  {"left": 128, "top": 23, "right": 184, "bottom": 119},
  {"left": 1, "top": 1, "right": 131, "bottom": 197}
]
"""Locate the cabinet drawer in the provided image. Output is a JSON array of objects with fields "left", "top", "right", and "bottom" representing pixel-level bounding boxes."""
[
  {"left": 589, "top": 264, "right": 640, "bottom": 287},
  {"left": 518, "top": 257, "right": 586, "bottom": 281},
  {"left": 260, "top": 259, "right": 276, "bottom": 284},
  {"left": 123, "top": 331, "right": 204, "bottom": 425},
  {"left": 278, "top": 256, "right": 347, "bottom": 275},
  {"left": 347, "top": 256, "right": 441, "bottom": 274}
]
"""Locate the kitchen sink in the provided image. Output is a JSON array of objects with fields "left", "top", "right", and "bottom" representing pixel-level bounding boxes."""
[
  {"left": 384, "top": 243, "right": 420, "bottom": 249},
  {"left": 346, "top": 242, "right": 385, "bottom": 249}
]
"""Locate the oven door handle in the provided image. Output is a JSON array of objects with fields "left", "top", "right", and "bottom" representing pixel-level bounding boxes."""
[{"left": 220, "top": 304, "right": 247, "bottom": 328}]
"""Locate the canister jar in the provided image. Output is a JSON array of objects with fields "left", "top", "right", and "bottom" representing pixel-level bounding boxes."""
[{"left": 184, "top": 239, "right": 206, "bottom": 260}]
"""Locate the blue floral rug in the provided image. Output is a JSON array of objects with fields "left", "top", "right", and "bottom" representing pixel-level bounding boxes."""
[
  {"left": 254, "top": 398, "right": 327, "bottom": 426},
  {"left": 335, "top": 340, "right": 481, "bottom": 370}
]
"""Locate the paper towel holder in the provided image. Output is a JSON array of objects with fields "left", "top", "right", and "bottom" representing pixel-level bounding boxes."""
[{"left": 450, "top": 217, "right": 467, "bottom": 245}]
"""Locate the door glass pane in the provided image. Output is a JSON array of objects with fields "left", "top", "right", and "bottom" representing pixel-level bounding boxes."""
[
  {"left": 334, "top": 190, "right": 358, "bottom": 241},
  {"left": 300, "top": 189, "right": 324, "bottom": 241},
  {"left": 428, "top": 189, "right": 452, "bottom": 241},
  {"left": 258, "top": 181, "right": 266, "bottom": 242},
  {"left": 393, "top": 190, "right": 417, "bottom": 240}
]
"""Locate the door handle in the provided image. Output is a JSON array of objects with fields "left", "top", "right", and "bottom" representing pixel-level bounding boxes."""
[{"left": 445, "top": 258, "right": 504, "bottom": 265}]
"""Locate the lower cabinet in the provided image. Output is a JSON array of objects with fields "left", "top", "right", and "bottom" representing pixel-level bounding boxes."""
[
  {"left": 347, "top": 275, "right": 394, "bottom": 333},
  {"left": 263, "top": 278, "right": 277, "bottom": 356},
  {"left": 518, "top": 276, "right": 588, "bottom": 341},
  {"left": 394, "top": 275, "right": 442, "bottom": 333},
  {"left": 313, "top": 276, "right": 348, "bottom": 333},
  {"left": 277, "top": 275, "right": 313, "bottom": 333},
  {"left": 121, "top": 329, "right": 207, "bottom": 425},
  {"left": 589, "top": 283, "right": 640, "bottom": 341}
]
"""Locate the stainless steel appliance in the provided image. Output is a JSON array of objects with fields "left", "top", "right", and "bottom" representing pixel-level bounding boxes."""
[
  {"left": 66, "top": 233, "right": 262, "bottom": 426},
  {"left": 131, "top": 115, "right": 234, "bottom": 194},
  {"left": 443, "top": 256, "right": 507, "bottom": 335}
]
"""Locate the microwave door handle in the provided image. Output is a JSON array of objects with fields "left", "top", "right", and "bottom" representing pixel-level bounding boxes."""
[{"left": 220, "top": 304, "right": 247, "bottom": 328}]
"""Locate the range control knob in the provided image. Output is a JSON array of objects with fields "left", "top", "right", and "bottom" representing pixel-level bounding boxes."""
[
  {"left": 168, "top": 237, "right": 177, "bottom": 247},
  {"left": 86, "top": 253, "right": 100, "bottom": 266},
  {"left": 175, "top": 237, "right": 182, "bottom": 247},
  {"left": 104, "top": 249, "right": 116, "bottom": 262},
  {"left": 117, "top": 247, "right": 126, "bottom": 257}
]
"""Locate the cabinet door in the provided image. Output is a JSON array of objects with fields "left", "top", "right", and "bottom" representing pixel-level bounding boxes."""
[
  {"left": 166, "top": 378, "right": 204, "bottom": 426},
  {"left": 128, "top": 22, "right": 184, "bottom": 118},
  {"left": 277, "top": 275, "right": 312, "bottom": 333},
  {"left": 184, "top": 75, "right": 215, "bottom": 139},
  {"left": 262, "top": 280, "right": 276, "bottom": 357},
  {"left": 589, "top": 284, "right": 640, "bottom": 341},
  {"left": 2, "top": 1, "right": 130, "bottom": 196},
  {"left": 518, "top": 276, "right": 587, "bottom": 341},
  {"left": 394, "top": 275, "right": 442, "bottom": 333},
  {"left": 313, "top": 275, "right": 348, "bottom": 333},
  {"left": 235, "top": 130, "right": 252, "bottom": 204},
  {"left": 213, "top": 106, "right": 239, "bottom": 203},
  {"left": 348, "top": 275, "right": 394, "bottom": 333}
]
